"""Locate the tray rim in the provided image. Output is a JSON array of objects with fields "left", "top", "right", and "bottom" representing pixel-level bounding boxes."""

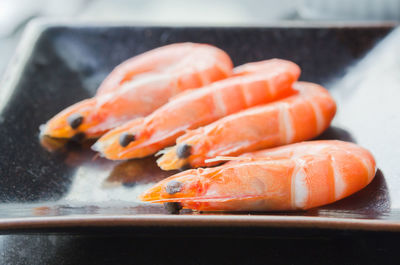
[
  {"left": 1, "top": 19, "right": 399, "bottom": 233},
  {"left": 1, "top": 215, "right": 400, "bottom": 232},
  {"left": 24, "top": 18, "right": 400, "bottom": 28}
]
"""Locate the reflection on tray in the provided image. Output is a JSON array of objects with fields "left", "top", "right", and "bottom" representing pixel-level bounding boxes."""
[
  {"left": 39, "top": 135, "right": 98, "bottom": 165},
  {"left": 104, "top": 157, "right": 179, "bottom": 188}
]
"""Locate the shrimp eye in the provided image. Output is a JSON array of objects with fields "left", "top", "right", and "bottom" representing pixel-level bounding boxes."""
[
  {"left": 164, "top": 202, "right": 182, "bottom": 214},
  {"left": 165, "top": 180, "right": 183, "bottom": 194},
  {"left": 67, "top": 113, "right": 83, "bottom": 129},
  {"left": 176, "top": 144, "right": 192, "bottom": 159},
  {"left": 119, "top": 132, "right": 135, "bottom": 147}
]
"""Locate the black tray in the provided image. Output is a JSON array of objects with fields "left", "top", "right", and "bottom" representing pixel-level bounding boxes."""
[{"left": 0, "top": 20, "right": 399, "bottom": 233}]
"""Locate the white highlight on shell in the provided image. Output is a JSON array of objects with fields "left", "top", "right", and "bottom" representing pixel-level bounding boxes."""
[
  {"left": 212, "top": 89, "right": 227, "bottom": 116},
  {"left": 241, "top": 82, "right": 253, "bottom": 107},
  {"left": 331, "top": 156, "right": 346, "bottom": 200},
  {"left": 279, "top": 102, "right": 294, "bottom": 144},
  {"left": 306, "top": 97, "right": 324, "bottom": 133},
  {"left": 265, "top": 78, "right": 276, "bottom": 96},
  {"left": 291, "top": 159, "right": 308, "bottom": 209},
  {"left": 294, "top": 169, "right": 308, "bottom": 209},
  {"left": 358, "top": 155, "right": 376, "bottom": 183}
]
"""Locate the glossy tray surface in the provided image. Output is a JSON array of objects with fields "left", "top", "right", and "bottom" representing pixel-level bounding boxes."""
[{"left": 0, "top": 21, "right": 399, "bottom": 232}]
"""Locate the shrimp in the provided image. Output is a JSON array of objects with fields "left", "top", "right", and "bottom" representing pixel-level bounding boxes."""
[
  {"left": 140, "top": 140, "right": 376, "bottom": 211},
  {"left": 92, "top": 59, "right": 301, "bottom": 160},
  {"left": 40, "top": 43, "right": 233, "bottom": 140},
  {"left": 157, "top": 81, "right": 336, "bottom": 170}
]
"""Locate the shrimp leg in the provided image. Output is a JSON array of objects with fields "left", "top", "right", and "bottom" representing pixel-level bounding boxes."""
[
  {"left": 157, "top": 81, "right": 336, "bottom": 170},
  {"left": 92, "top": 59, "right": 300, "bottom": 160},
  {"left": 141, "top": 140, "right": 376, "bottom": 212},
  {"left": 40, "top": 43, "right": 233, "bottom": 140}
]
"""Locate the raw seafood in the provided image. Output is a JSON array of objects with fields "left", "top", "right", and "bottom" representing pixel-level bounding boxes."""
[
  {"left": 41, "top": 43, "right": 233, "bottom": 139},
  {"left": 158, "top": 81, "right": 336, "bottom": 170},
  {"left": 141, "top": 140, "right": 376, "bottom": 211},
  {"left": 93, "top": 59, "right": 300, "bottom": 160}
]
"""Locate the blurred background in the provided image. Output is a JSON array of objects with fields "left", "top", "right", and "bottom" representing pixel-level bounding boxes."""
[{"left": 1, "top": 0, "right": 400, "bottom": 78}]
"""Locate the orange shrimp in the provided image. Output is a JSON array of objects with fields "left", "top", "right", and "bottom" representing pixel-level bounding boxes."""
[
  {"left": 40, "top": 43, "right": 233, "bottom": 140},
  {"left": 92, "top": 59, "right": 300, "bottom": 160},
  {"left": 140, "top": 140, "right": 376, "bottom": 211},
  {"left": 158, "top": 81, "right": 336, "bottom": 170}
]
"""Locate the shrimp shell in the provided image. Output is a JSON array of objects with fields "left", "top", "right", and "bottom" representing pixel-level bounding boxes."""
[
  {"left": 41, "top": 43, "right": 233, "bottom": 139},
  {"left": 157, "top": 81, "right": 336, "bottom": 170},
  {"left": 93, "top": 59, "right": 300, "bottom": 160},
  {"left": 141, "top": 140, "right": 376, "bottom": 211}
]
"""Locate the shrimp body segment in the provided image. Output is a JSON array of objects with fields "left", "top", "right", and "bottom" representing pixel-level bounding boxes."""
[
  {"left": 92, "top": 59, "right": 300, "bottom": 160},
  {"left": 140, "top": 140, "right": 376, "bottom": 211},
  {"left": 157, "top": 81, "right": 336, "bottom": 170},
  {"left": 41, "top": 43, "right": 233, "bottom": 139}
]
